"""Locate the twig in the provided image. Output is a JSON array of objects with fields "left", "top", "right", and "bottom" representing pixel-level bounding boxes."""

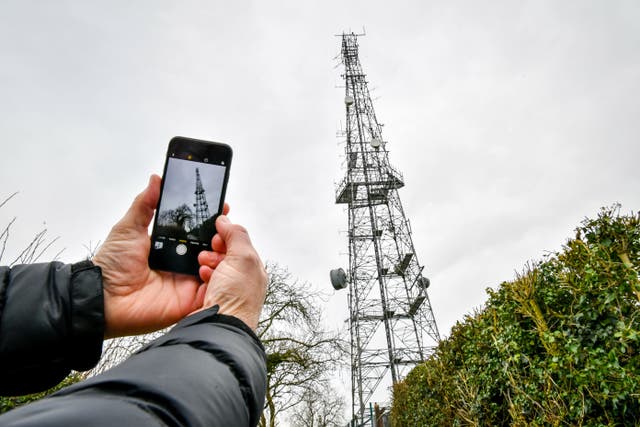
[
  {"left": 52, "top": 248, "right": 66, "bottom": 262},
  {"left": 32, "top": 235, "right": 61, "bottom": 263},
  {"left": 0, "top": 192, "right": 18, "bottom": 210},
  {"left": 10, "top": 229, "right": 46, "bottom": 266},
  {"left": 0, "top": 217, "right": 17, "bottom": 263}
]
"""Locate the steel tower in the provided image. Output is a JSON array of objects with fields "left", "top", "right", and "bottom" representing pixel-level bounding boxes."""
[
  {"left": 193, "top": 168, "right": 210, "bottom": 227},
  {"left": 331, "top": 33, "right": 440, "bottom": 425}
]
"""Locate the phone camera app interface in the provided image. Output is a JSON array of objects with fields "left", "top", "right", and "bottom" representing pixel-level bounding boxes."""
[{"left": 156, "top": 157, "right": 226, "bottom": 246}]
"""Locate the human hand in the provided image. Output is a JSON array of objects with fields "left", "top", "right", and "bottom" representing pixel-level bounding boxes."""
[
  {"left": 197, "top": 216, "right": 267, "bottom": 330},
  {"left": 93, "top": 175, "right": 229, "bottom": 339}
]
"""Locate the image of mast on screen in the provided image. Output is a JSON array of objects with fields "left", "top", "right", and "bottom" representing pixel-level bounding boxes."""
[
  {"left": 194, "top": 168, "right": 211, "bottom": 228},
  {"left": 156, "top": 158, "right": 224, "bottom": 244},
  {"left": 188, "top": 166, "right": 218, "bottom": 242}
]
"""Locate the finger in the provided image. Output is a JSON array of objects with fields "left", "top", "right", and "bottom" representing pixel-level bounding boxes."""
[
  {"left": 198, "top": 250, "right": 225, "bottom": 268},
  {"left": 199, "top": 265, "right": 213, "bottom": 283},
  {"left": 215, "top": 215, "right": 255, "bottom": 255},
  {"left": 222, "top": 203, "right": 230, "bottom": 215},
  {"left": 212, "top": 233, "right": 226, "bottom": 253},
  {"left": 198, "top": 250, "right": 214, "bottom": 266},
  {"left": 118, "top": 175, "right": 161, "bottom": 230}
]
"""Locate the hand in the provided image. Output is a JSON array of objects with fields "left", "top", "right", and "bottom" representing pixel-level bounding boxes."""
[
  {"left": 93, "top": 175, "right": 229, "bottom": 339},
  {"left": 197, "top": 216, "right": 267, "bottom": 330}
]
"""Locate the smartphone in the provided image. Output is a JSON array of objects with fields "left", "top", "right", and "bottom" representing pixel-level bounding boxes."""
[{"left": 148, "top": 136, "right": 232, "bottom": 276}]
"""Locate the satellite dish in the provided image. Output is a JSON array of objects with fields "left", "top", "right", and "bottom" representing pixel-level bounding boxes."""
[
  {"left": 418, "top": 276, "right": 430, "bottom": 289},
  {"left": 330, "top": 268, "right": 348, "bottom": 290},
  {"left": 345, "top": 96, "right": 354, "bottom": 106},
  {"left": 370, "top": 138, "right": 382, "bottom": 148}
]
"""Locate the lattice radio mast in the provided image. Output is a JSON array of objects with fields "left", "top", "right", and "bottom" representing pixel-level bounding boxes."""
[
  {"left": 194, "top": 168, "right": 210, "bottom": 227},
  {"left": 330, "top": 33, "right": 440, "bottom": 426}
]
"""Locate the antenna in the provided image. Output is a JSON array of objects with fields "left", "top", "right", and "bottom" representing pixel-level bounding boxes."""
[{"left": 331, "top": 32, "right": 440, "bottom": 426}]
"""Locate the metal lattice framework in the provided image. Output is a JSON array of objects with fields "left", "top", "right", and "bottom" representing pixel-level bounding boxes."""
[
  {"left": 334, "top": 33, "right": 440, "bottom": 425},
  {"left": 194, "top": 168, "right": 210, "bottom": 227}
]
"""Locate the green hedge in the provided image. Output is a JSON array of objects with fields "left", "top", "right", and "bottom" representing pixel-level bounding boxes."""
[{"left": 392, "top": 206, "right": 640, "bottom": 426}]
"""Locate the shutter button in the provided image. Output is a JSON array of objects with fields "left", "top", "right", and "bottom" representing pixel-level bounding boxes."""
[{"left": 176, "top": 244, "right": 187, "bottom": 255}]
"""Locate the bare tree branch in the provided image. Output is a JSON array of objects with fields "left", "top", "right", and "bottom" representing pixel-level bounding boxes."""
[
  {"left": 288, "top": 382, "right": 346, "bottom": 427},
  {"left": 84, "top": 240, "right": 102, "bottom": 260},
  {"left": 0, "top": 217, "right": 16, "bottom": 263},
  {"left": 259, "top": 263, "right": 347, "bottom": 426},
  {"left": 0, "top": 192, "right": 18, "bottom": 210},
  {"left": 1, "top": 192, "right": 64, "bottom": 266}
]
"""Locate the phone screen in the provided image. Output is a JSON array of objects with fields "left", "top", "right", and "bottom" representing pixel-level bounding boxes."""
[
  {"left": 156, "top": 156, "right": 225, "bottom": 244},
  {"left": 149, "top": 138, "right": 231, "bottom": 276}
]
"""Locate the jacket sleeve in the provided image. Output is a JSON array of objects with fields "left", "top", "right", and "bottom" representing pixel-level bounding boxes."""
[
  {"left": 0, "top": 306, "right": 268, "bottom": 427},
  {"left": 0, "top": 261, "right": 105, "bottom": 395}
]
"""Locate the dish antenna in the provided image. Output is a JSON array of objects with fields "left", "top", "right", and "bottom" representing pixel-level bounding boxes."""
[{"left": 330, "top": 268, "right": 348, "bottom": 290}]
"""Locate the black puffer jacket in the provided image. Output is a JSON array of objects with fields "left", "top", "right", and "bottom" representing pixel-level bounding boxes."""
[{"left": 0, "top": 261, "right": 267, "bottom": 426}]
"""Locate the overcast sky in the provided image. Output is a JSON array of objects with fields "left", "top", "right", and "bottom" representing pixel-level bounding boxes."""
[{"left": 1, "top": 0, "right": 639, "bottom": 411}]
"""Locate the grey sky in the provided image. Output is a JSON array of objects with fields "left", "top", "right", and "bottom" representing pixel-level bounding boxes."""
[{"left": 1, "top": 0, "right": 639, "bottom": 412}]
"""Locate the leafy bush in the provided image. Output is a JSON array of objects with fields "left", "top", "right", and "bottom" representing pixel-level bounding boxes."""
[{"left": 391, "top": 206, "right": 640, "bottom": 426}]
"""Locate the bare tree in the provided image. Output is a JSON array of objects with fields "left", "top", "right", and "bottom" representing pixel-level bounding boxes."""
[
  {"left": 288, "top": 383, "right": 346, "bottom": 427},
  {"left": 0, "top": 192, "right": 64, "bottom": 266},
  {"left": 258, "top": 263, "right": 346, "bottom": 427},
  {"left": 158, "top": 204, "right": 193, "bottom": 230}
]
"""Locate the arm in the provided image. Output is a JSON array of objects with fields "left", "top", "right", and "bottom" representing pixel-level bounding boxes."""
[
  {"left": 0, "top": 214, "right": 268, "bottom": 426},
  {"left": 0, "top": 261, "right": 104, "bottom": 395},
  {"left": 0, "top": 175, "right": 225, "bottom": 395},
  {"left": 0, "top": 307, "right": 267, "bottom": 427},
  {"left": 0, "top": 175, "right": 209, "bottom": 396}
]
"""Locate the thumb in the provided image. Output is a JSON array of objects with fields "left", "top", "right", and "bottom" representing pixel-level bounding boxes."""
[
  {"left": 119, "top": 175, "right": 161, "bottom": 230},
  {"left": 215, "top": 215, "right": 254, "bottom": 254}
]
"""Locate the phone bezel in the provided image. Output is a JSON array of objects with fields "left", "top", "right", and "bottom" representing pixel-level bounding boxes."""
[{"left": 148, "top": 136, "right": 232, "bottom": 276}]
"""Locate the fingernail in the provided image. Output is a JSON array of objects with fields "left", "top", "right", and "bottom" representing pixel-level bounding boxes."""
[{"left": 218, "top": 215, "right": 230, "bottom": 224}]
